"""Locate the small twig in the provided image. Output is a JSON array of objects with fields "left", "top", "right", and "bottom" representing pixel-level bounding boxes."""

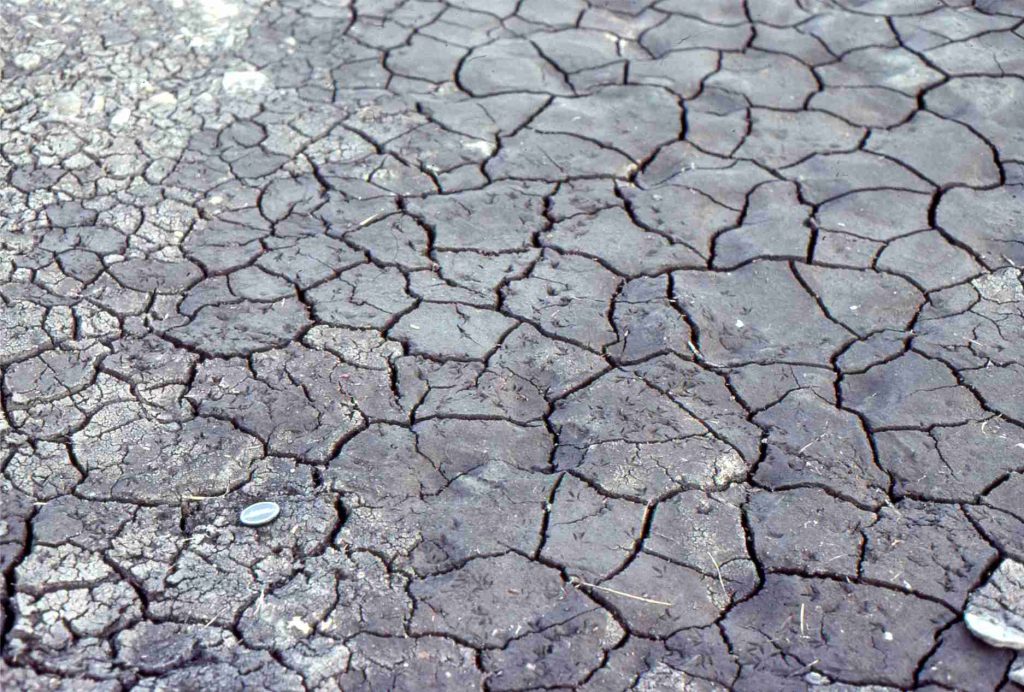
[
  {"left": 790, "top": 659, "right": 820, "bottom": 677},
  {"left": 707, "top": 551, "right": 728, "bottom": 598},
  {"left": 357, "top": 213, "right": 380, "bottom": 228},
  {"left": 799, "top": 419, "right": 831, "bottom": 454},
  {"left": 686, "top": 340, "right": 723, "bottom": 368},
  {"left": 980, "top": 415, "right": 1003, "bottom": 436},
  {"left": 180, "top": 487, "right": 230, "bottom": 502},
  {"left": 203, "top": 603, "right": 233, "bottom": 629},
  {"left": 254, "top": 585, "right": 267, "bottom": 617},
  {"left": 569, "top": 576, "right": 673, "bottom": 607},
  {"left": 798, "top": 435, "right": 825, "bottom": 454}
]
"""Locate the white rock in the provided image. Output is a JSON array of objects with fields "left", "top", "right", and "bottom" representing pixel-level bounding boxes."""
[
  {"left": 464, "top": 140, "right": 494, "bottom": 156},
  {"left": 14, "top": 52, "right": 41, "bottom": 71},
  {"left": 222, "top": 69, "right": 270, "bottom": 93},
  {"left": 88, "top": 94, "right": 106, "bottom": 115},
  {"left": 51, "top": 93, "right": 82, "bottom": 117},
  {"left": 964, "top": 559, "right": 1024, "bottom": 651},
  {"left": 1010, "top": 655, "right": 1023, "bottom": 686},
  {"left": 110, "top": 108, "right": 132, "bottom": 129},
  {"left": 964, "top": 610, "right": 1024, "bottom": 651},
  {"left": 144, "top": 92, "right": 178, "bottom": 110},
  {"left": 201, "top": 0, "right": 239, "bottom": 21},
  {"left": 972, "top": 267, "right": 1023, "bottom": 304}
]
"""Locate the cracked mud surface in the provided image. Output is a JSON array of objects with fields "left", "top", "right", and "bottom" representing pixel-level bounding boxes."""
[{"left": 2, "top": 0, "right": 1023, "bottom": 689}]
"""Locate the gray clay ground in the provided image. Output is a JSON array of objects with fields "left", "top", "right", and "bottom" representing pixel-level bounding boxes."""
[{"left": 1, "top": 0, "right": 1023, "bottom": 689}]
